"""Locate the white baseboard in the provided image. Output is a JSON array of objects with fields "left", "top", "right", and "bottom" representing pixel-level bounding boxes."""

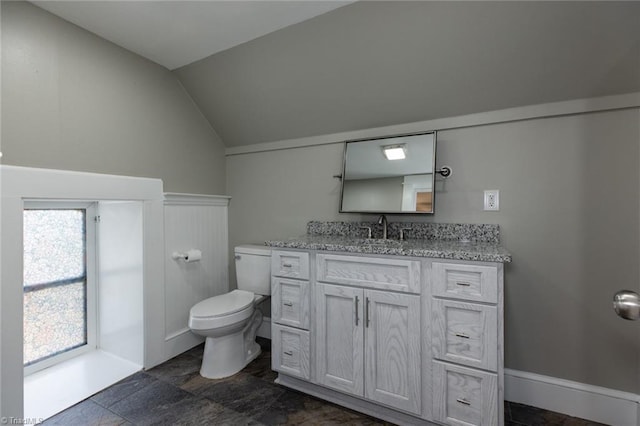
[
  {"left": 164, "top": 318, "right": 271, "bottom": 364},
  {"left": 257, "top": 316, "right": 271, "bottom": 339},
  {"left": 505, "top": 368, "right": 640, "bottom": 426},
  {"left": 163, "top": 328, "right": 204, "bottom": 364}
]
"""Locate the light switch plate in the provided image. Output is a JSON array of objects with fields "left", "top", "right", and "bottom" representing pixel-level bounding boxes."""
[{"left": 484, "top": 190, "right": 499, "bottom": 211}]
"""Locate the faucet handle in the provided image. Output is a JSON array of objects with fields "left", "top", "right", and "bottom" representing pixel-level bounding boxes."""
[
  {"left": 360, "top": 226, "right": 372, "bottom": 239},
  {"left": 400, "top": 228, "right": 412, "bottom": 241}
]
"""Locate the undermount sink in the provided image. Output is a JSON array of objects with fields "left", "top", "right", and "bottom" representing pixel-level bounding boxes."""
[{"left": 356, "top": 238, "right": 403, "bottom": 247}]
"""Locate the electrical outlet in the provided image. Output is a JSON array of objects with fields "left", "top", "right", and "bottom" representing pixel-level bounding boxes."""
[{"left": 484, "top": 190, "right": 499, "bottom": 211}]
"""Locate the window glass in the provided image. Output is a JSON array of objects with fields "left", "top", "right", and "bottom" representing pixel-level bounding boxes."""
[{"left": 23, "top": 209, "right": 87, "bottom": 366}]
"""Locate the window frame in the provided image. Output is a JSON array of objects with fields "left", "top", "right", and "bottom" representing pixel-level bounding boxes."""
[{"left": 23, "top": 200, "right": 98, "bottom": 376}]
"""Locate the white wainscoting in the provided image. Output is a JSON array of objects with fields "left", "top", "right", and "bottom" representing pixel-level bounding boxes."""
[
  {"left": 505, "top": 368, "right": 640, "bottom": 426},
  {"left": 163, "top": 193, "right": 231, "bottom": 360}
]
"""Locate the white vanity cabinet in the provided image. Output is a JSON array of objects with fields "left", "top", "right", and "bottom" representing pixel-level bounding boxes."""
[
  {"left": 270, "top": 249, "right": 504, "bottom": 426},
  {"left": 315, "top": 283, "right": 421, "bottom": 414}
]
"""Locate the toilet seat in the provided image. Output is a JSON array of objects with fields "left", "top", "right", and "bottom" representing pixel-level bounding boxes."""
[
  {"left": 191, "top": 289, "right": 255, "bottom": 318},
  {"left": 189, "top": 289, "right": 255, "bottom": 331}
]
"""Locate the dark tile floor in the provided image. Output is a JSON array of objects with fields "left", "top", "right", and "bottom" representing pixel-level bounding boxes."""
[{"left": 44, "top": 338, "right": 604, "bottom": 425}]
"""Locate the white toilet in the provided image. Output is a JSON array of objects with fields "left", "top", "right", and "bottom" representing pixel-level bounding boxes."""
[{"left": 188, "top": 244, "right": 271, "bottom": 379}]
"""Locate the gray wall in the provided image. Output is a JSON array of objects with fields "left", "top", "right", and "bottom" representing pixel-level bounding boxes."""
[
  {"left": 1, "top": 1, "right": 226, "bottom": 194},
  {"left": 227, "top": 108, "right": 640, "bottom": 393},
  {"left": 177, "top": 1, "right": 640, "bottom": 147}
]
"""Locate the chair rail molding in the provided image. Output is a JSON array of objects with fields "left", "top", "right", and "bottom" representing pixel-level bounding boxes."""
[{"left": 164, "top": 192, "right": 231, "bottom": 206}]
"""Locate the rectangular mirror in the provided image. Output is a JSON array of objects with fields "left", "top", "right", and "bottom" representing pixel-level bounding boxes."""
[{"left": 339, "top": 131, "right": 436, "bottom": 214}]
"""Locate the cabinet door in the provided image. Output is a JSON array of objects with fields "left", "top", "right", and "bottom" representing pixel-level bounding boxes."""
[
  {"left": 315, "top": 283, "right": 364, "bottom": 396},
  {"left": 364, "top": 289, "right": 421, "bottom": 415}
]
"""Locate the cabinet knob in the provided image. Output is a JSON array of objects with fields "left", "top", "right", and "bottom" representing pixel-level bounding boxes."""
[
  {"left": 282, "top": 263, "right": 293, "bottom": 268},
  {"left": 283, "top": 301, "right": 293, "bottom": 307},
  {"left": 283, "top": 350, "right": 293, "bottom": 356}
]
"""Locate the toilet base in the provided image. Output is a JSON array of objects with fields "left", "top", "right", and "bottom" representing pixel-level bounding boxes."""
[
  {"left": 246, "top": 341, "right": 261, "bottom": 366},
  {"left": 198, "top": 311, "right": 263, "bottom": 379}
]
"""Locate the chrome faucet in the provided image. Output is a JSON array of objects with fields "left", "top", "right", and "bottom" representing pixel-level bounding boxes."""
[{"left": 378, "top": 214, "right": 388, "bottom": 239}]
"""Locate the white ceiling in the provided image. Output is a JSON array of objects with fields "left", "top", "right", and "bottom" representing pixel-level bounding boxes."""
[{"left": 32, "top": 1, "right": 353, "bottom": 70}]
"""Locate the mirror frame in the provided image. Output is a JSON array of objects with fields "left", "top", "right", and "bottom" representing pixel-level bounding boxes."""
[{"left": 339, "top": 131, "right": 437, "bottom": 214}]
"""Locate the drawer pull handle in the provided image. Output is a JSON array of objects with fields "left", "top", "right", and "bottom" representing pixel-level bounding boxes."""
[
  {"left": 455, "top": 332, "right": 470, "bottom": 339},
  {"left": 456, "top": 281, "right": 472, "bottom": 287},
  {"left": 284, "top": 351, "right": 293, "bottom": 356},
  {"left": 283, "top": 301, "right": 293, "bottom": 307},
  {"left": 456, "top": 398, "right": 471, "bottom": 406},
  {"left": 365, "top": 297, "right": 371, "bottom": 328},
  {"left": 282, "top": 263, "right": 293, "bottom": 268}
]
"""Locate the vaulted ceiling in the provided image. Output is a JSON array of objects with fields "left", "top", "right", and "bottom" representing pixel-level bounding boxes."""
[
  {"left": 32, "top": 1, "right": 640, "bottom": 148},
  {"left": 175, "top": 1, "right": 640, "bottom": 147},
  {"left": 33, "top": 1, "right": 354, "bottom": 70}
]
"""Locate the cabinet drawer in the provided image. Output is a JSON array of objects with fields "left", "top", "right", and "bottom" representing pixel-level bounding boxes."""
[
  {"left": 432, "top": 299, "right": 498, "bottom": 371},
  {"left": 433, "top": 361, "right": 498, "bottom": 426},
  {"left": 271, "top": 250, "right": 310, "bottom": 280},
  {"left": 316, "top": 254, "right": 420, "bottom": 293},
  {"left": 272, "top": 324, "right": 310, "bottom": 380},
  {"left": 272, "top": 278, "right": 310, "bottom": 330},
  {"left": 432, "top": 262, "right": 498, "bottom": 303}
]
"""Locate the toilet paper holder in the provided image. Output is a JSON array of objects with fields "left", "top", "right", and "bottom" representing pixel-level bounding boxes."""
[{"left": 172, "top": 249, "right": 202, "bottom": 263}]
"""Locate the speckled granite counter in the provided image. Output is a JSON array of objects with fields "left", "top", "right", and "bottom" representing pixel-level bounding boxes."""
[{"left": 266, "top": 234, "right": 512, "bottom": 263}]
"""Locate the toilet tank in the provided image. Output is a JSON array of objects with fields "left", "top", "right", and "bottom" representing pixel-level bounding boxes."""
[{"left": 235, "top": 245, "right": 271, "bottom": 295}]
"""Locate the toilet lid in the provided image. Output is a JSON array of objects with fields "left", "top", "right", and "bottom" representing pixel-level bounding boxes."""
[
  {"left": 235, "top": 244, "right": 271, "bottom": 256},
  {"left": 191, "top": 289, "right": 255, "bottom": 318}
]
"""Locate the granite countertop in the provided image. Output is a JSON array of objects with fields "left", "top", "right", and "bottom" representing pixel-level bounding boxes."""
[{"left": 265, "top": 234, "right": 512, "bottom": 263}]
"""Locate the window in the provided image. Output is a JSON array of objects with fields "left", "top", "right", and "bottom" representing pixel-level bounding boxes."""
[{"left": 23, "top": 202, "right": 97, "bottom": 375}]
